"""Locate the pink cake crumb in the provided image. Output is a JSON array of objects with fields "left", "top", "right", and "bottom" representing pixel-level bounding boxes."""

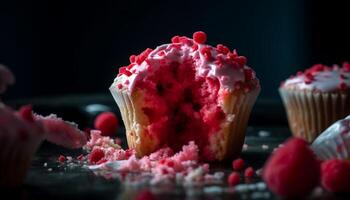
[
  {"left": 84, "top": 133, "right": 217, "bottom": 185},
  {"left": 35, "top": 114, "right": 87, "bottom": 149}
]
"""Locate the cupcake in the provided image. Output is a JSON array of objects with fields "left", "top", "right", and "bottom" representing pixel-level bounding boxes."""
[
  {"left": 0, "top": 104, "right": 87, "bottom": 187},
  {"left": 279, "top": 63, "right": 350, "bottom": 142},
  {"left": 0, "top": 104, "right": 45, "bottom": 187},
  {"left": 311, "top": 115, "right": 350, "bottom": 160},
  {"left": 109, "top": 31, "right": 260, "bottom": 161}
]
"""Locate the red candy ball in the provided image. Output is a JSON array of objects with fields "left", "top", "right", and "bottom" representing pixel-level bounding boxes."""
[
  {"left": 321, "top": 159, "right": 350, "bottom": 193},
  {"left": 94, "top": 112, "right": 119, "bottom": 136},
  {"left": 193, "top": 31, "right": 207, "bottom": 44},
  {"left": 262, "top": 138, "right": 320, "bottom": 197},
  {"left": 232, "top": 158, "right": 245, "bottom": 171},
  {"left": 88, "top": 148, "right": 105, "bottom": 164},
  {"left": 244, "top": 167, "right": 255, "bottom": 178},
  {"left": 227, "top": 172, "right": 240, "bottom": 186}
]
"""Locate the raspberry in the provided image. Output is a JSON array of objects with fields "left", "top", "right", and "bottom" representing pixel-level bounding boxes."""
[
  {"left": 18, "top": 104, "right": 34, "bottom": 122},
  {"left": 321, "top": 159, "right": 350, "bottom": 193},
  {"left": 135, "top": 190, "right": 156, "bottom": 200},
  {"left": 244, "top": 167, "right": 255, "bottom": 178},
  {"left": 262, "top": 138, "right": 320, "bottom": 197},
  {"left": 88, "top": 148, "right": 105, "bottom": 164},
  {"left": 227, "top": 172, "right": 240, "bottom": 186},
  {"left": 232, "top": 158, "right": 245, "bottom": 171},
  {"left": 94, "top": 112, "right": 119, "bottom": 136},
  {"left": 58, "top": 155, "right": 65, "bottom": 163},
  {"left": 343, "top": 62, "right": 350, "bottom": 72},
  {"left": 193, "top": 31, "right": 207, "bottom": 44}
]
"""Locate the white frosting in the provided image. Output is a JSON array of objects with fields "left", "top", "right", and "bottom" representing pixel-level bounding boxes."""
[
  {"left": 111, "top": 38, "right": 259, "bottom": 92},
  {"left": 282, "top": 69, "right": 350, "bottom": 92}
]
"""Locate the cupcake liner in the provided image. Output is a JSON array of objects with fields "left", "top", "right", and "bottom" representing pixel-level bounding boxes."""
[
  {"left": 110, "top": 87, "right": 158, "bottom": 157},
  {"left": 212, "top": 87, "right": 260, "bottom": 160},
  {"left": 0, "top": 132, "right": 43, "bottom": 186},
  {"left": 279, "top": 88, "right": 350, "bottom": 142},
  {"left": 311, "top": 115, "right": 350, "bottom": 160},
  {"left": 111, "top": 85, "right": 260, "bottom": 161}
]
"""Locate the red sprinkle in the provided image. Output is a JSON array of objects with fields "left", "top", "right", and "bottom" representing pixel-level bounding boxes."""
[
  {"left": 94, "top": 112, "right": 119, "bottom": 136},
  {"left": 232, "top": 158, "right": 245, "bottom": 171},
  {"left": 129, "top": 55, "right": 136, "bottom": 63},
  {"left": 227, "top": 172, "right": 240, "bottom": 186},
  {"left": 343, "top": 62, "right": 350, "bottom": 72},
  {"left": 18, "top": 105, "right": 34, "bottom": 122},
  {"left": 193, "top": 31, "right": 207, "bottom": 44},
  {"left": 339, "top": 82, "right": 347, "bottom": 90},
  {"left": 201, "top": 47, "right": 212, "bottom": 60},
  {"left": 58, "top": 155, "right": 65, "bottom": 163},
  {"left": 216, "top": 44, "right": 230, "bottom": 54},
  {"left": 244, "top": 167, "right": 255, "bottom": 178},
  {"left": 244, "top": 68, "right": 254, "bottom": 81},
  {"left": 88, "top": 148, "right": 105, "bottom": 164},
  {"left": 235, "top": 56, "right": 247, "bottom": 66},
  {"left": 135, "top": 190, "right": 156, "bottom": 200},
  {"left": 77, "top": 154, "right": 84, "bottom": 161},
  {"left": 171, "top": 35, "right": 180, "bottom": 43}
]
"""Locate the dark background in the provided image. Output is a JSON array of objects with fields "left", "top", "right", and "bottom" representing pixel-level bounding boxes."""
[{"left": 1, "top": 0, "right": 349, "bottom": 101}]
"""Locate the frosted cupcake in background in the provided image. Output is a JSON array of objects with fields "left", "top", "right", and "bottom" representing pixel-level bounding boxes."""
[
  {"left": 279, "top": 63, "right": 350, "bottom": 142},
  {"left": 311, "top": 115, "right": 350, "bottom": 160},
  {"left": 110, "top": 31, "right": 260, "bottom": 161}
]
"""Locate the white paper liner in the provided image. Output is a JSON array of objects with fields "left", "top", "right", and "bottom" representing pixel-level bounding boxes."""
[
  {"left": 0, "top": 135, "right": 43, "bottom": 186},
  {"left": 311, "top": 115, "right": 350, "bottom": 160},
  {"left": 279, "top": 88, "right": 350, "bottom": 142},
  {"left": 110, "top": 85, "right": 260, "bottom": 160}
]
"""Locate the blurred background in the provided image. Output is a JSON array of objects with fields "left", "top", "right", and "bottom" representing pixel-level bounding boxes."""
[{"left": 0, "top": 0, "right": 349, "bottom": 101}]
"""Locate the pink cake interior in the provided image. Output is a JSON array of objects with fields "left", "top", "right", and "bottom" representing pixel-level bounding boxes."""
[{"left": 135, "top": 58, "right": 225, "bottom": 159}]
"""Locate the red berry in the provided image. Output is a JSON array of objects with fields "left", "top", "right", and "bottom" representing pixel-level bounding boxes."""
[
  {"left": 117, "top": 84, "right": 123, "bottom": 89},
  {"left": 232, "top": 158, "right": 245, "bottom": 171},
  {"left": 227, "top": 172, "right": 240, "bottom": 186},
  {"left": 94, "top": 112, "right": 119, "bottom": 136},
  {"left": 58, "top": 155, "right": 65, "bottom": 163},
  {"left": 193, "top": 31, "right": 207, "bottom": 44},
  {"left": 262, "top": 138, "right": 320, "bottom": 197},
  {"left": 88, "top": 148, "right": 105, "bottom": 164},
  {"left": 18, "top": 104, "right": 34, "bottom": 122},
  {"left": 244, "top": 167, "right": 255, "bottom": 178},
  {"left": 321, "top": 159, "right": 350, "bottom": 193},
  {"left": 135, "top": 190, "right": 156, "bottom": 200}
]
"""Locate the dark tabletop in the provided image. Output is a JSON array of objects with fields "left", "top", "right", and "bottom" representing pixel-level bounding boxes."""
[{"left": 2, "top": 95, "right": 350, "bottom": 200}]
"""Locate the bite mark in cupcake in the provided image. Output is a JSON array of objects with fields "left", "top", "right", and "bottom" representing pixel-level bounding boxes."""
[{"left": 110, "top": 31, "right": 260, "bottom": 160}]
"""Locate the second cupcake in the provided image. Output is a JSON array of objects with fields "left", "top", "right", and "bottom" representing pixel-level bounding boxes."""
[{"left": 280, "top": 63, "right": 350, "bottom": 142}]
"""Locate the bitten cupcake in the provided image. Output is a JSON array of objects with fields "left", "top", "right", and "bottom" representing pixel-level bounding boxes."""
[
  {"left": 311, "top": 115, "right": 350, "bottom": 160},
  {"left": 280, "top": 63, "right": 350, "bottom": 142},
  {"left": 109, "top": 31, "right": 260, "bottom": 161}
]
